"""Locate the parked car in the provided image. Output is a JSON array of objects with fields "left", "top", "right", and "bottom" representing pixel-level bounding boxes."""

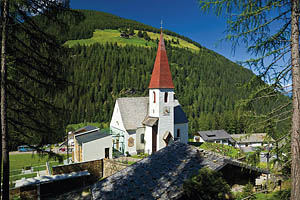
[{"left": 17, "top": 145, "right": 33, "bottom": 152}]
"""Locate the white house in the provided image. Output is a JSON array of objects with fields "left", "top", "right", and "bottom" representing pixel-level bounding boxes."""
[
  {"left": 73, "top": 128, "right": 112, "bottom": 162},
  {"left": 232, "top": 133, "right": 274, "bottom": 148},
  {"left": 110, "top": 31, "right": 188, "bottom": 155}
]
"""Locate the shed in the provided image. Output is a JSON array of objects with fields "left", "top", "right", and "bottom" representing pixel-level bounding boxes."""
[{"left": 74, "top": 129, "right": 112, "bottom": 162}]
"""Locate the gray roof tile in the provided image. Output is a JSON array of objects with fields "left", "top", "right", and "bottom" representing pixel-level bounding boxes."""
[
  {"left": 75, "top": 130, "right": 110, "bottom": 144},
  {"left": 117, "top": 97, "right": 149, "bottom": 130},
  {"left": 231, "top": 133, "right": 274, "bottom": 143},
  {"left": 92, "top": 142, "right": 267, "bottom": 200}
]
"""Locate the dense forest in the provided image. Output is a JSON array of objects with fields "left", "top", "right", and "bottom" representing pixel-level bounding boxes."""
[{"left": 10, "top": 9, "right": 290, "bottom": 149}]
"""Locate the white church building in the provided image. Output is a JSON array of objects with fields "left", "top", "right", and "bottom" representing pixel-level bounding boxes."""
[{"left": 110, "top": 31, "right": 188, "bottom": 155}]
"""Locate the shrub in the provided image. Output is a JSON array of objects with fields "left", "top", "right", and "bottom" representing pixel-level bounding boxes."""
[{"left": 183, "top": 167, "right": 232, "bottom": 200}]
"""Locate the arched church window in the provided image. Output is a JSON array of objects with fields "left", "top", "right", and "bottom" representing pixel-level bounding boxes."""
[
  {"left": 141, "top": 134, "right": 145, "bottom": 144},
  {"left": 164, "top": 92, "right": 168, "bottom": 103},
  {"left": 177, "top": 129, "right": 180, "bottom": 138},
  {"left": 153, "top": 91, "right": 156, "bottom": 103}
]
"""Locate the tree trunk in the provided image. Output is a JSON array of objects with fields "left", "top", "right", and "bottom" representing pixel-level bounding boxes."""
[
  {"left": 1, "top": 0, "right": 9, "bottom": 199},
  {"left": 290, "top": 0, "right": 300, "bottom": 199}
]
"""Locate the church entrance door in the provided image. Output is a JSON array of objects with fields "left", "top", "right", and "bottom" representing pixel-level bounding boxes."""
[{"left": 152, "top": 124, "right": 158, "bottom": 153}]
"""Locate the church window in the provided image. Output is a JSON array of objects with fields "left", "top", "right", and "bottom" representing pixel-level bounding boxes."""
[
  {"left": 177, "top": 129, "right": 180, "bottom": 138},
  {"left": 141, "top": 134, "right": 145, "bottom": 144},
  {"left": 164, "top": 92, "right": 168, "bottom": 103},
  {"left": 153, "top": 91, "right": 156, "bottom": 103}
]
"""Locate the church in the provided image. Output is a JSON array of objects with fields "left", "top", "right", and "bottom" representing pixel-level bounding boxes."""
[{"left": 110, "top": 31, "right": 188, "bottom": 155}]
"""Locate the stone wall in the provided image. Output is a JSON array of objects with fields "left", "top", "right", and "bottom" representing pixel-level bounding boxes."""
[
  {"left": 103, "top": 159, "right": 128, "bottom": 178},
  {"left": 52, "top": 159, "right": 103, "bottom": 181}
]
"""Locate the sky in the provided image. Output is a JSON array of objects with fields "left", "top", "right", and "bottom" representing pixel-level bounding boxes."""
[{"left": 70, "top": 0, "right": 250, "bottom": 63}]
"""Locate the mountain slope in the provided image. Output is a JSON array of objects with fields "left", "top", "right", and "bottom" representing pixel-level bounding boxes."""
[
  {"left": 65, "top": 29, "right": 200, "bottom": 51},
  {"left": 45, "top": 9, "right": 289, "bottom": 134}
]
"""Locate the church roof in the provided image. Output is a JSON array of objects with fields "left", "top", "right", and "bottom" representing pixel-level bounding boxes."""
[
  {"left": 91, "top": 142, "right": 267, "bottom": 199},
  {"left": 117, "top": 97, "right": 149, "bottom": 130},
  {"left": 174, "top": 101, "right": 188, "bottom": 124},
  {"left": 148, "top": 32, "right": 174, "bottom": 89}
]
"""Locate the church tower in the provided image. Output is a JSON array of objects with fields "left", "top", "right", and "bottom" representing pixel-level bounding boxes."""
[{"left": 146, "top": 29, "right": 175, "bottom": 153}]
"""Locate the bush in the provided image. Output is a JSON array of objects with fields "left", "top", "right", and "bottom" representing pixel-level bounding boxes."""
[{"left": 183, "top": 167, "right": 232, "bottom": 200}]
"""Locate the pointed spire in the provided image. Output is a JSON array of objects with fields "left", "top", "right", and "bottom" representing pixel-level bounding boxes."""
[{"left": 148, "top": 29, "right": 174, "bottom": 89}]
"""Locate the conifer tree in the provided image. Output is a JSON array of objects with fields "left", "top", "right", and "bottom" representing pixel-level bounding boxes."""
[
  {"left": 198, "top": 0, "right": 299, "bottom": 198},
  {"left": 0, "top": 0, "right": 77, "bottom": 197}
]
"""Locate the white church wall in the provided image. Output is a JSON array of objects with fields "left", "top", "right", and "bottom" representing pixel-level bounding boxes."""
[
  {"left": 157, "top": 89, "right": 175, "bottom": 150},
  {"left": 145, "top": 126, "right": 153, "bottom": 154},
  {"left": 110, "top": 101, "right": 126, "bottom": 132},
  {"left": 174, "top": 123, "right": 188, "bottom": 144},
  {"left": 136, "top": 127, "right": 145, "bottom": 153},
  {"left": 125, "top": 130, "right": 137, "bottom": 155},
  {"left": 149, "top": 89, "right": 160, "bottom": 118}
]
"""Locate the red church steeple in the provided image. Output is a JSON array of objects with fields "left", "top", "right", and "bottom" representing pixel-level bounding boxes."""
[{"left": 148, "top": 30, "right": 174, "bottom": 89}]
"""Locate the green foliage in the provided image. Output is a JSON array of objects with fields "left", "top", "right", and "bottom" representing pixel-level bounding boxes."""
[
  {"left": 66, "top": 122, "right": 108, "bottom": 132},
  {"left": 234, "top": 183, "right": 256, "bottom": 200},
  {"left": 130, "top": 153, "right": 149, "bottom": 159},
  {"left": 255, "top": 189, "right": 291, "bottom": 200},
  {"left": 183, "top": 167, "right": 232, "bottom": 200},
  {"left": 245, "top": 150, "right": 261, "bottom": 167},
  {"left": 200, "top": 143, "right": 242, "bottom": 159}
]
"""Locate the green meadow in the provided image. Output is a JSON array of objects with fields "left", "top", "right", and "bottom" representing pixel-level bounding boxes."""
[
  {"left": 10, "top": 153, "right": 66, "bottom": 171},
  {"left": 64, "top": 29, "right": 200, "bottom": 51}
]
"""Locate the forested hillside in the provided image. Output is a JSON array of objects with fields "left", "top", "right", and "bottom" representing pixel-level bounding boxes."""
[{"left": 44, "top": 10, "right": 290, "bottom": 136}]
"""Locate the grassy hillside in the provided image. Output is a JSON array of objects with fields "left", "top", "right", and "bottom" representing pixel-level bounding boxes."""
[{"left": 65, "top": 29, "right": 200, "bottom": 51}]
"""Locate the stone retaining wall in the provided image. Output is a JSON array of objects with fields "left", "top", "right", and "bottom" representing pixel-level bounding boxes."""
[
  {"left": 103, "top": 159, "right": 128, "bottom": 178},
  {"left": 52, "top": 159, "right": 103, "bottom": 181}
]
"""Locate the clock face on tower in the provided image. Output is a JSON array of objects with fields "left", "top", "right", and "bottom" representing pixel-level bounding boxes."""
[{"left": 163, "top": 106, "right": 170, "bottom": 116}]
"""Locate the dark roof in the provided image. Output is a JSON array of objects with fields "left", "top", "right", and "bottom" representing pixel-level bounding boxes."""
[
  {"left": 198, "top": 130, "right": 232, "bottom": 141},
  {"left": 91, "top": 142, "right": 266, "bottom": 200},
  {"left": 75, "top": 130, "right": 110, "bottom": 144},
  {"left": 74, "top": 125, "right": 98, "bottom": 134},
  {"left": 174, "top": 105, "right": 188, "bottom": 124}
]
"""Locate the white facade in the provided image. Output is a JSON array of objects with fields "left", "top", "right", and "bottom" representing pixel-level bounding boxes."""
[
  {"left": 110, "top": 102, "right": 126, "bottom": 132},
  {"left": 82, "top": 135, "right": 112, "bottom": 161},
  {"left": 151, "top": 89, "right": 175, "bottom": 151},
  {"left": 144, "top": 126, "right": 152, "bottom": 154}
]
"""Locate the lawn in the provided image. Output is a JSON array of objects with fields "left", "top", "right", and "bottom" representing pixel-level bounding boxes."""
[
  {"left": 64, "top": 29, "right": 200, "bottom": 52},
  {"left": 9, "top": 153, "right": 67, "bottom": 171}
]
